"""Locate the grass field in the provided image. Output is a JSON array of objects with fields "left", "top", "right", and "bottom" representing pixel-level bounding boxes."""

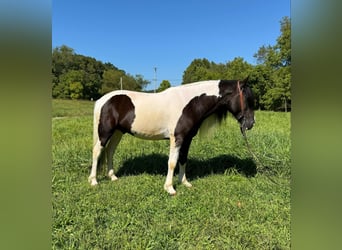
[{"left": 52, "top": 99, "right": 290, "bottom": 249}]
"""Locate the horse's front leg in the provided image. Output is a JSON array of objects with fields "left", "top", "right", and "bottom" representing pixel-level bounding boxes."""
[
  {"left": 178, "top": 136, "right": 193, "bottom": 188},
  {"left": 164, "top": 135, "right": 180, "bottom": 195},
  {"left": 179, "top": 163, "right": 192, "bottom": 188}
]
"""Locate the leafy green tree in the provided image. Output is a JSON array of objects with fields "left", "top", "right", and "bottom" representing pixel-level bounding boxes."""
[
  {"left": 52, "top": 45, "right": 75, "bottom": 96},
  {"left": 249, "top": 64, "right": 272, "bottom": 110},
  {"left": 182, "top": 58, "right": 218, "bottom": 84},
  {"left": 100, "top": 71, "right": 150, "bottom": 94},
  {"left": 52, "top": 45, "right": 75, "bottom": 77},
  {"left": 121, "top": 74, "right": 145, "bottom": 91},
  {"left": 254, "top": 16, "right": 291, "bottom": 111},
  {"left": 100, "top": 69, "right": 125, "bottom": 94},
  {"left": 73, "top": 54, "right": 104, "bottom": 99},
  {"left": 69, "top": 82, "right": 84, "bottom": 99},
  {"left": 157, "top": 80, "right": 171, "bottom": 92},
  {"left": 180, "top": 16, "right": 290, "bottom": 111},
  {"left": 134, "top": 74, "right": 150, "bottom": 90},
  {"left": 276, "top": 16, "right": 291, "bottom": 67},
  {"left": 223, "top": 57, "right": 253, "bottom": 80},
  {"left": 52, "top": 45, "right": 150, "bottom": 99},
  {"left": 58, "top": 70, "right": 86, "bottom": 99},
  {"left": 182, "top": 57, "right": 252, "bottom": 84}
]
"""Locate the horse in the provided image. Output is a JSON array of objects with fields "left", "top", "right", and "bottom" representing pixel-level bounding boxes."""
[{"left": 88, "top": 78, "right": 255, "bottom": 195}]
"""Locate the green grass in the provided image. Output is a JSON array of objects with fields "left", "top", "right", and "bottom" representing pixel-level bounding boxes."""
[
  {"left": 52, "top": 99, "right": 290, "bottom": 249},
  {"left": 52, "top": 99, "right": 95, "bottom": 117}
]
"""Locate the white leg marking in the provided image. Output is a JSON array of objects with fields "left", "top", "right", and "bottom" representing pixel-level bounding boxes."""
[
  {"left": 164, "top": 136, "right": 179, "bottom": 195},
  {"left": 89, "top": 140, "right": 103, "bottom": 186},
  {"left": 179, "top": 163, "right": 192, "bottom": 188},
  {"left": 106, "top": 131, "right": 123, "bottom": 181},
  {"left": 108, "top": 169, "right": 118, "bottom": 181}
]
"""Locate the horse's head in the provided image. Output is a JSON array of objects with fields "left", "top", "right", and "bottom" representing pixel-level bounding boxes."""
[
  {"left": 233, "top": 77, "right": 255, "bottom": 132},
  {"left": 219, "top": 77, "right": 255, "bottom": 133}
]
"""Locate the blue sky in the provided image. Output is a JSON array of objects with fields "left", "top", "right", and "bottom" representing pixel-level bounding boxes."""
[{"left": 53, "top": 0, "right": 290, "bottom": 90}]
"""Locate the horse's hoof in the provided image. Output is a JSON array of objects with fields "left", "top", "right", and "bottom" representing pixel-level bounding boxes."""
[
  {"left": 183, "top": 181, "right": 192, "bottom": 188},
  {"left": 164, "top": 185, "right": 177, "bottom": 196},
  {"left": 169, "top": 190, "right": 177, "bottom": 196},
  {"left": 110, "top": 175, "right": 118, "bottom": 181},
  {"left": 89, "top": 177, "right": 98, "bottom": 186},
  {"left": 108, "top": 170, "right": 118, "bottom": 181}
]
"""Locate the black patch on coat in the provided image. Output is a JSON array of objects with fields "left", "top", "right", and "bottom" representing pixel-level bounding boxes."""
[
  {"left": 98, "top": 95, "right": 135, "bottom": 146},
  {"left": 218, "top": 80, "right": 236, "bottom": 96},
  {"left": 174, "top": 93, "right": 228, "bottom": 148}
]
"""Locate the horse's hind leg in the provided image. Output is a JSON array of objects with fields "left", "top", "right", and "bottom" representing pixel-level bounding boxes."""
[
  {"left": 106, "top": 130, "right": 123, "bottom": 181},
  {"left": 89, "top": 140, "right": 104, "bottom": 186}
]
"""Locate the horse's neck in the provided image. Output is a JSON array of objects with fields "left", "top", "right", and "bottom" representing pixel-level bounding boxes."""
[{"left": 167, "top": 80, "right": 220, "bottom": 103}]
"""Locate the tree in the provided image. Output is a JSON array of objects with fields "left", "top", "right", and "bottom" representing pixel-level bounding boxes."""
[
  {"left": 182, "top": 57, "right": 252, "bottom": 84},
  {"left": 52, "top": 45, "right": 150, "bottom": 99},
  {"left": 253, "top": 16, "right": 291, "bottom": 111},
  {"left": 58, "top": 70, "right": 86, "bottom": 99},
  {"left": 100, "top": 69, "right": 125, "bottom": 94},
  {"left": 122, "top": 74, "right": 147, "bottom": 91},
  {"left": 52, "top": 45, "right": 74, "bottom": 74},
  {"left": 249, "top": 64, "right": 272, "bottom": 110},
  {"left": 100, "top": 72, "right": 150, "bottom": 94},
  {"left": 276, "top": 16, "right": 291, "bottom": 67},
  {"left": 157, "top": 80, "right": 171, "bottom": 92},
  {"left": 134, "top": 74, "right": 149, "bottom": 90},
  {"left": 69, "top": 82, "right": 83, "bottom": 99},
  {"left": 180, "top": 16, "right": 291, "bottom": 111},
  {"left": 52, "top": 45, "right": 75, "bottom": 95},
  {"left": 223, "top": 57, "right": 253, "bottom": 80},
  {"left": 182, "top": 58, "right": 219, "bottom": 84}
]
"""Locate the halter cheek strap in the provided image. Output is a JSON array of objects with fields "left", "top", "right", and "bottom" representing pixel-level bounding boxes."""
[{"left": 237, "top": 80, "right": 244, "bottom": 112}]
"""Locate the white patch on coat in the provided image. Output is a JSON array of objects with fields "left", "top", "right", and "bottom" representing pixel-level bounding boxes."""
[{"left": 130, "top": 80, "right": 221, "bottom": 139}]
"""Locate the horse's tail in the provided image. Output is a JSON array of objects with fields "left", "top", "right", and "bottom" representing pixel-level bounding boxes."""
[{"left": 93, "top": 100, "right": 101, "bottom": 147}]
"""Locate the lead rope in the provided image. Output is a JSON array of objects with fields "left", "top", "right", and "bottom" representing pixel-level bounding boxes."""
[
  {"left": 241, "top": 129, "right": 280, "bottom": 185},
  {"left": 237, "top": 81, "right": 279, "bottom": 185}
]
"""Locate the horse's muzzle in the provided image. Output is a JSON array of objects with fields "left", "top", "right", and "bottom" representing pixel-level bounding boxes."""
[{"left": 240, "top": 117, "right": 255, "bottom": 133}]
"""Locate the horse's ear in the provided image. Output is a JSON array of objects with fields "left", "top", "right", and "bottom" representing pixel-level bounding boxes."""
[
  {"left": 242, "top": 76, "right": 249, "bottom": 84},
  {"left": 239, "top": 76, "right": 250, "bottom": 88}
]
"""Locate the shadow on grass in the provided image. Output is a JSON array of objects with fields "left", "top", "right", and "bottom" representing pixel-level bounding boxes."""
[{"left": 116, "top": 153, "right": 257, "bottom": 179}]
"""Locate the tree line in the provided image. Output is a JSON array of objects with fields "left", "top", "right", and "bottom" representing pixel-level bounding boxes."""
[
  {"left": 52, "top": 16, "right": 290, "bottom": 111},
  {"left": 52, "top": 46, "right": 150, "bottom": 100}
]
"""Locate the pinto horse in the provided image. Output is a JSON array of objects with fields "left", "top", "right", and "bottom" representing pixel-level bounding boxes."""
[{"left": 89, "top": 78, "right": 255, "bottom": 195}]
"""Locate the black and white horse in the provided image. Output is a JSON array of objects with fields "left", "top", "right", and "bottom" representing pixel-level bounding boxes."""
[{"left": 89, "top": 78, "right": 255, "bottom": 195}]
